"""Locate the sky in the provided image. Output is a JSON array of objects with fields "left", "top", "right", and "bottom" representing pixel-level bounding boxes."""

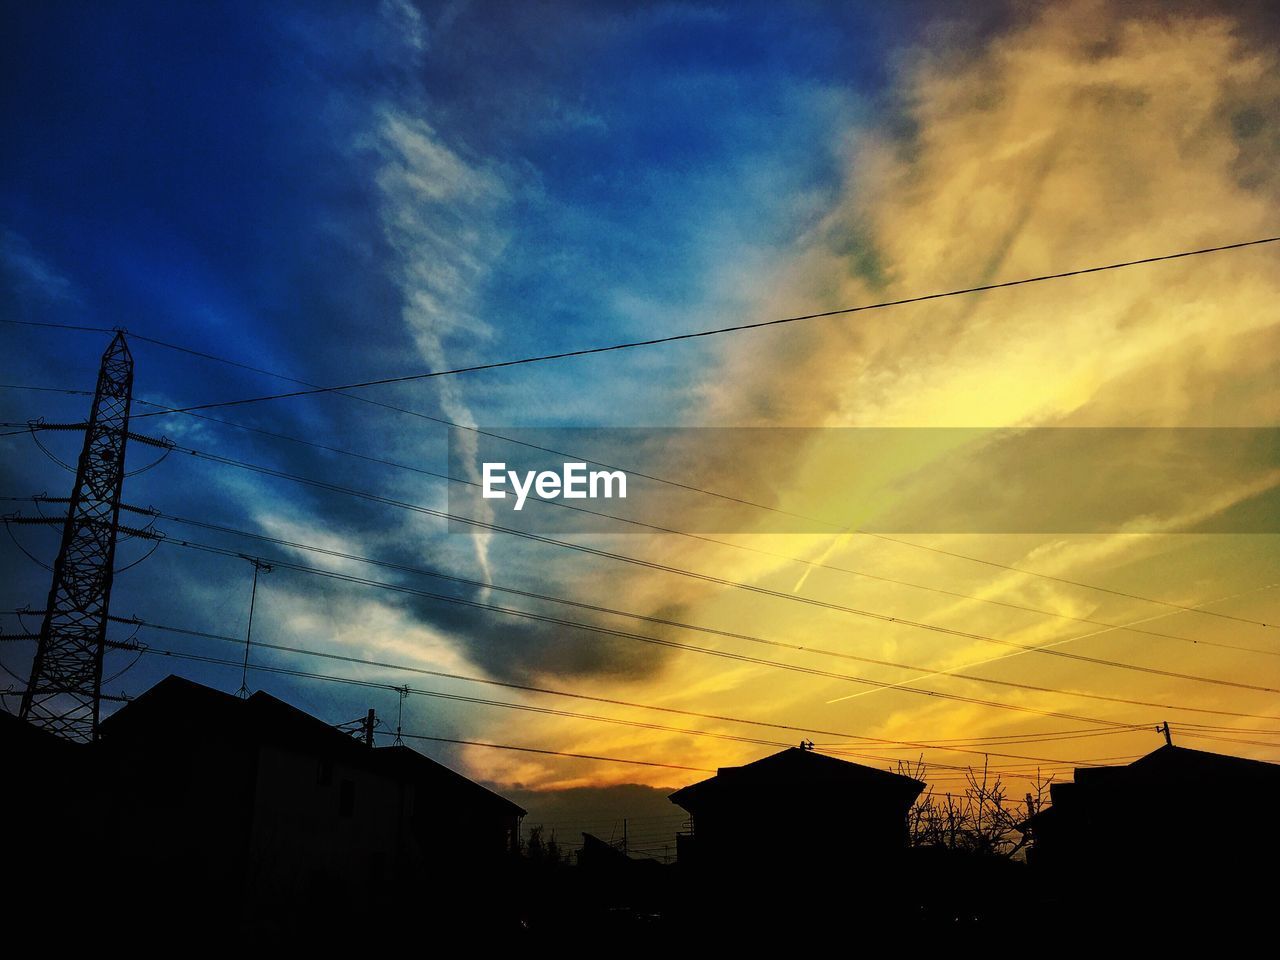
[{"left": 2, "top": 0, "right": 1279, "bottom": 848}]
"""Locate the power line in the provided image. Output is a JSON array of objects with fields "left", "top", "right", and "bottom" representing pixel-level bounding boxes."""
[
  {"left": 0, "top": 320, "right": 113, "bottom": 335},
  {"left": 1175, "top": 731, "right": 1280, "bottom": 752},
  {"left": 0, "top": 382, "right": 93, "bottom": 395},
  {"left": 392, "top": 732, "right": 715, "bottom": 773},
  {"left": 139, "top": 443, "right": 1280, "bottom": 696},
  {"left": 6, "top": 606, "right": 1168, "bottom": 748},
  {"left": 189, "top": 649, "right": 811, "bottom": 754},
  {"left": 122, "top": 646, "right": 802, "bottom": 772},
  {"left": 4, "top": 367, "right": 1275, "bottom": 632},
  {"left": 126, "top": 507, "right": 1280, "bottom": 697},
  {"left": 132, "top": 641, "right": 1138, "bottom": 771},
  {"left": 140, "top": 542, "right": 1142, "bottom": 726},
  {"left": 15, "top": 419, "right": 1274, "bottom": 701},
  {"left": 151, "top": 532, "right": 1280, "bottom": 724},
  {"left": 815, "top": 727, "right": 1143, "bottom": 750},
  {"left": 523, "top": 815, "right": 688, "bottom": 826},
  {"left": 70, "top": 395, "right": 1280, "bottom": 659},
  {"left": 5, "top": 475, "right": 1276, "bottom": 729},
  {"left": 1177, "top": 721, "right": 1280, "bottom": 736},
  {"left": 8, "top": 480, "right": 1266, "bottom": 721},
  {"left": 111, "top": 235, "right": 1280, "bottom": 417},
  {"left": 820, "top": 724, "right": 1141, "bottom": 745},
  {"left": 857, "top": 531, "right": 1278, "bottom": 630},
  {"left": 7, "top": 392, "right": 1276, "bottom": 661},
  {"left": 123, "top": 616, "right": 1153, "bottom": 764},
  {"left": 128, "top": 645, "right": 687, "bottom": 773}
]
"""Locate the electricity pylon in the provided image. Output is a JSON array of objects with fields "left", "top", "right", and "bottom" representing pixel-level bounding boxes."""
[{"left": 20, "top": 332, "right": 134, "bottom": 741}]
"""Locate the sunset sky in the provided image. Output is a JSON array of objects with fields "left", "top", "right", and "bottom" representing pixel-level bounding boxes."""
[{"left": 3, "top": 0, "right": 1278, "bottom": 842}]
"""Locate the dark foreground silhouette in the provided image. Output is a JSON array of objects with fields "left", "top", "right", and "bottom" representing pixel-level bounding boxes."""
[{"left": 5, "top": 676, "right": 1278, "bottom": 944}]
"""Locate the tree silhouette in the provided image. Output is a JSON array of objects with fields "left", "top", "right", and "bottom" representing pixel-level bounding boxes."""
[
  {"left": 525, "top": 824, "right": 546, "bottom": 861},
  {"left": 899, "top": 757, "right": 1052, "bottom": 859},
  {"left": 521, "top": 824, "right": 564, "bottom": 867}
]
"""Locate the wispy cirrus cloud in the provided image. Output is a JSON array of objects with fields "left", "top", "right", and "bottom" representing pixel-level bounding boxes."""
[{"left": 0, "top": 227, "right": 78, "bottom": 304}]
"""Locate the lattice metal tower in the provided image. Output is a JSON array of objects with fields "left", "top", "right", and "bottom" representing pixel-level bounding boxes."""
[{"left": 20, "top": 332, "right": 134, "bottom": 741}]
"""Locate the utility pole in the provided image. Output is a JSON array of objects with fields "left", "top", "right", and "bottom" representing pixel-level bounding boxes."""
[
  {"left": 363, "top": 708, "right": 375, "bottom": 747},
  {"left": 235, "top": 556, "right": 272, "bottom": 699},
  {"left": 20, "top": 332, "right": 134, "bottom": 742},
  {"left": 1159, "top": 720, "right": 1172, "bottom": 746}
]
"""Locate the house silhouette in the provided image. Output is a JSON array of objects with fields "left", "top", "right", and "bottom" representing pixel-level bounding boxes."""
[
  {"left": 670, "top": 745, "right": 925, "bottom": 870},
  {"left": 665, "top": 745, "right": 924, "bottom": 924},
  {"left": 578, "top": 831, "right": 632, "bottom": 869},
  {"left": 1023, "top": 743, "right": 1280, "bottom": 925},
  {"left": 91, "top": 675, "right": 526, "bottom": 931}
]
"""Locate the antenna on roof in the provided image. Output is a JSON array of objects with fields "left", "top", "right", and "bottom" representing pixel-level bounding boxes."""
[
  {"left": 234, "top": 556, "right": 272, "bottom": 699},
  {"left": 393, "top": 684, "right": 408, "bottom": 746}
]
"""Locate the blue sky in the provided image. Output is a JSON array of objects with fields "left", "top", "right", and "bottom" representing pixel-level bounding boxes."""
[
  {"left": 1, "top": 1, "right": 906, "bottom": 406},
  {"left": 0, "top": 1, "right": 925, "bottom": 752}
]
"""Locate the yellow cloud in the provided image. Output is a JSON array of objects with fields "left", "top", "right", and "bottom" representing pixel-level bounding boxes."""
[{"left": 455, "top": 0, "right": 1280, "bottom": 794}]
